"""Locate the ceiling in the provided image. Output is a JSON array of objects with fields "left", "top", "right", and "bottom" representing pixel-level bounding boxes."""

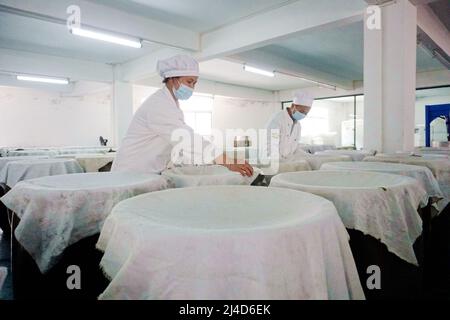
[
  {"left": 87, "top": 0, "right": 297, "bottom": 33},
  {"left": 243, "top": 20, "right": 445, "bottom": 84},
  {"left": 429, "top": 0, "right": 450, "bottom": 32},
  {"left": 0, "top": 0, "right": 448, "bottom": 92},
  {"left": 199, "top": 59, "right": 313, "bottom": 91},
  {"left": 0, "top": 11, "right": 162, "bottom": 64}
]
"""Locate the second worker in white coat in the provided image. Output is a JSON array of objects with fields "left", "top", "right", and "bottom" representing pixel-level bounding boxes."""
[{"left": 266, "top": 91, "right": 314, "bottom": 161}]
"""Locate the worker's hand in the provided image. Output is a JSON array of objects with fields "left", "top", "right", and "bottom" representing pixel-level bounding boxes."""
[
  {"left": 214, "top": 153, "right": 254, "bottom": 177},
  {"left": 224, "top": 162, "right": 254, "bottom": 177}
]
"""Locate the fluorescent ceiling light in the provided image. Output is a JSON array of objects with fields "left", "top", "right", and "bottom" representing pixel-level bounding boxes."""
[
  {"left": 70, "top": 27, "right": 142, "bottom": 48},
  {"left": 17, "top": 75, "right": 69, "bottom": 85},
  {"left": 243, "top": 65, "right": 275, "bottom": 77}
]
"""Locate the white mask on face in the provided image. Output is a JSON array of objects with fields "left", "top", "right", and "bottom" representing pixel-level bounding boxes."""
[{"left": 172, "top": 79, "right": 194, "bottom": 100}]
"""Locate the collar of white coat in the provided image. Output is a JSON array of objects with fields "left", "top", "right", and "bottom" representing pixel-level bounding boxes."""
[
  {"left": 284, "top": 108, "right": 298, "bottom": 125},
  {"left": 163, "top": 85, "right": 180, "bottom": 108}
]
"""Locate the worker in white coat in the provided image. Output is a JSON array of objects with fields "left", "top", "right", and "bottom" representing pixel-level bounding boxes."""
[
  {"left": 266, "top": 91, "right": 314, "bottom": 161},
  {"left": 112, "top": 54, "right": 253, "bottom": 176}
]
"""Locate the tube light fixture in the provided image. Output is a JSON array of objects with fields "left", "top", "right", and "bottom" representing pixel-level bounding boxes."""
[
  {"left": 16, "top": 75, "right": 69, "bottom": 85},
  {"left": 275, "top": 70, "right": 337, "bottom": 90},
  {"left": 70, "top": 27, "right": 142, "bottom": 48},
  {"left": 243, "top": 65, "right": 275, "bottom": 77}
]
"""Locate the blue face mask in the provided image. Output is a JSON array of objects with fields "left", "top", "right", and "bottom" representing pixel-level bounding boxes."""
[
  {"left": 292, "top": 111, "right": 306, "bottom": 121},
  {"left": 173, "top": 81, "right": 194, "bottom": 100}
]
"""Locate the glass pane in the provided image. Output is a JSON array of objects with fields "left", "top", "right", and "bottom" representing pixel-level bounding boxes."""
[
  {"left": 180, "top": 95, "right": 214, "bottom": 112},
  {"left": 302, "top": 96, "right": 356, "bottom": 147},
  {"left": 282, "top": 101, "right": 291, "bottom": 110},
  {"left": 184, "top": 112, "right": 196, "bottom": 130},
  {"left": 195, "top": 112, "right": 212, "bottom": 136}
]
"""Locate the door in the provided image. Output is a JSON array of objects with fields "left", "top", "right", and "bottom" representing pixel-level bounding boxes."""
[{"left": 425, "top": 104, "right": 450, "bottom": 147}]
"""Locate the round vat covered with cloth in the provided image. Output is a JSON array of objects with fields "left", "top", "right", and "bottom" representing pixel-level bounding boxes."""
[
  {"left": 0, "top": 158, "right": 84, "bottom": 188},
  {"left": 315, "top": 149, "right": 376, "bottom": 161},
  {"left": 320, "top": 161, "right": 443, "bottom": 203},
  {"left": 300, "top": 154, "right": 352, "bottom": 170},
  {"left": 363, "top": 155, "right": 450, "bottom": 211},
  {"left": 1, "top": 172, "right": 170, "bottom": 274},
  {"left": 96, "top": 186, "right": 364, "bottom": 300},
  {"left": 269, "top": 170, "right": 429, "bottom": 299},
  {"left": 161, "top": 165, "right": 262, "bottom": 187}
]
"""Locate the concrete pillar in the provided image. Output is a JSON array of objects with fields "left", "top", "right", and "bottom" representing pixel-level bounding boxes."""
[
  {"left": 364, "top": 0, "right": 417, "bottom": 153},
  {"left": 112, "top": 66, "right": 133, "bottom": 147}
]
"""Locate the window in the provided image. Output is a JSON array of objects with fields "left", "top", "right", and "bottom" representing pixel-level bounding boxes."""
[
  {"left": 282, "top": 95, "right": 365, "bottom": 149},
  {"left": 299, "top": 107, "right": 330, "bottom": 144},
  {"left": 179, "top": 94, "right": 213, "bottom": 137}
]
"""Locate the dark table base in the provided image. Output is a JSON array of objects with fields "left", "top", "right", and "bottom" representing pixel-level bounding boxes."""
[
  {"left": 347, "top": 228, "right": 424, "bottom": 299},
  {"left": 0, "top": 183, "right": 10, "bottom": 235},
  {"left": 11, "top": 214, "right": 109, "bottom": 300}
]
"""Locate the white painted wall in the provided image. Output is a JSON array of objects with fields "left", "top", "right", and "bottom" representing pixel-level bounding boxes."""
[
  {"left": 0, "top": 85, "right": 112, "bottom": 147},
  {"left": 132, "top": 85, "right": 159, "bottom": 112},
  {"left": 132, "top": 84, "right": 280, "bottom": 132},
  {"left": 212, "top": 96, "right": 280, "bottom": 131},
  {"left": 211, "top": 96, "right": 280, "bottom": 149}
]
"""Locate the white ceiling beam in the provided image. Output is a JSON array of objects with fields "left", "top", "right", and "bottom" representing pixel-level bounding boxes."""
[
  {"left": 197, "top": 0, "right": 365, "bottom": 61},
  {"left": 0, "top": 0, "right": 199, "bottom": 51},
  {"left": 416, "top": 4, "right": 450, "bottom": 56},
  {"left": 0, "top": 48, "right": 113, "bottom": 82},
  {"left": 228, "top": 49, "right": 355, "bottom": 90},
  {"left": 118, "top": 47, "right": 189, "bottom": 82}
]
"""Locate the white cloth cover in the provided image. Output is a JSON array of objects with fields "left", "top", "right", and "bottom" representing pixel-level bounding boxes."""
[
  {"left": 298, "top": 144, "right": 336, "bottom": 154},
  {"left": 57, "top": 148, "right": 110, "bottom": 155},
  {"left": 0, "top": 159, "right": 84, "bottom": 187},
  {"left": 57, "top": 154, "right": 115, "bottom": 172},
  {"left": 414, "top": 153, "right": 449, "bottom": 159},
  {"left": 414, "top": 147, "right": 450, "bottom": 155},
  {"left": 270, "top": 171, "right": 428, "bottom": 265},
  {"left": 0, "top": 172, "right": 170, "bottom": 273},
  {"left": 6, "top": 150, "right": 58, "bottom": 157},
  {"left": 0, "top": 156, "right": 49, "bottom": 172},
  {"left": 363, "top": 155, "right": 450, "bottom": 207},
  {"left": 97, "top": 186, "right": 364, "bottom": 300},
  {"left": 320, "top": 161, "right": 443, "bottom": 202},
  {"left": 161, "top": 165, "right": 261, "bottom": 187},
  {"left": 255, "top": 159, "right": 312, "bottom": 176},
  {"left": 316, "top": 150, "right": 375, "bottom": 161},
  {"left": 381, "top": 152, "right": 448, "bottom": 160},
  {"left": 0, "top": 146, "right": 111, "bottom": 157},
  {"left": 157, "top": 54, "right": 199, "bottom": 79},
  {"left": 298, "top": 154, "right": 352, "bottom": 170}
]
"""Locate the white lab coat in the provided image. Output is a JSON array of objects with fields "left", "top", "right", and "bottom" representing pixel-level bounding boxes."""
[
  {"left": 266, "top": 109, "right": 308, "bottom": 161},
  {"left": 112, "top": 86, "right": 211, "bottom": 174}
]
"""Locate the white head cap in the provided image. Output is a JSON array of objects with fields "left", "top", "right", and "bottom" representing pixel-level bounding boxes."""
[
  {"left": 293, "top": 91, "right": 314, "bottom": 107},
  {"left": 157, "top": 54, "right": 200, "bottom": 79}
]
